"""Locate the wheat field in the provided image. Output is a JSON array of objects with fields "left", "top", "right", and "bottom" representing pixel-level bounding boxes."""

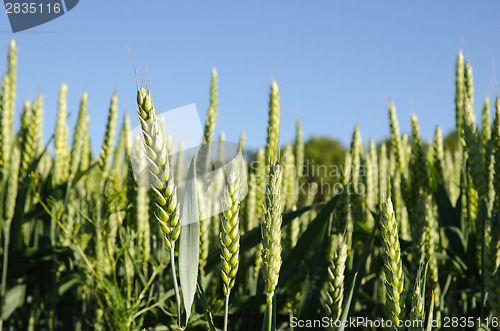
[{"left": 0, "top": 39, "right": 499, "bottom": 331}]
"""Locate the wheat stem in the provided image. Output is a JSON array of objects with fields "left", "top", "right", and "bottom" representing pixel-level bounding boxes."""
[{"left": 136, "top": 84, "right": 182, "bottom": 326}]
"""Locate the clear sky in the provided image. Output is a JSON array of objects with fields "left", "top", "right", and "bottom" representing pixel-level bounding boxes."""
[{"left": 1, "top": 1, "right": 500, "bottom": 153}]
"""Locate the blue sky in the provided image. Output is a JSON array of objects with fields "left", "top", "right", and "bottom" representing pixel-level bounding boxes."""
[{"left": 1, "top": 1, "right": 500, "bottom": 153}]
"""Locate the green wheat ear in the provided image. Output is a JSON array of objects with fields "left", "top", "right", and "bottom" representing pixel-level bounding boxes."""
[
  {"left": 7, "top": 39, "right": 16, "bottom": 118},
  {"left": 380, "top": 197, "right": 405, "bottom": 329},
  {"left": 389, "top": 99, "right": 404, "bottom": 171},
  {"left": 433, "top": 126, "right": 445, "bottom": 182},
  {"left": 18, "top": 100, "right": 32, "bottom": 179},
  {"left": 0, "top": 40, "right": 17, "bottom": 180},
  {"left": 455, "top": 51, "right": 465, "bottom": 139},
  {"left": 4, "top": 145, "right": 20, "bottom": 222},
  {"left": 261, "top": 163, "right": 284, "bottom": 307},
  {"left": 410, "top": 114, "right": 430, "bottom": 194},
  {"left": 245, "top": 173, "right": 258, "bottom": 232},
  {"left": 367, "top": 138, "right": 379, "bottom": 211},
  {"left": 255, "top": 146, "right": 266, "bottom": 219},
  {"left": 494, "top": 97, "right": 500, "bottom": 209},
  {"left": 204, "top": 68, "right": 218, "bottom": 144},
  {"left": 238, "top": 131, "right": 246, "bottom": 153},
  {"left": 294, "top": 120, "right": 304, "bottom": 179},
  {"left": 265, "top": 81, "right": 281, "bottom": 166},
  {"left": 99, "top": 92, "right": 118, "bottom": 176},
  {"left": 112, "top": 113, "right": 130, "bottom": 178},
  {"left": 464, "top": 61, "right": 474, "bottom": 109},
  {"left": 220, "top": 170, "right": 241, "bottom": 296},
  {"left": 282, "top": 144, "right": 297, "bottom": 212},
  {"left": 378, "top": 143, "right": 388, "bottom": 209},
  {"left": 349, "top": 125, "right": 364, "bottom": 224},
  {"left": 54, "top": 83, "right": 70, "bottom": 186},
  {"left": 69, "top": 92, "right": 89, "bottom": 181},
  {"left": 128, "top": 135, "right": 151, "bottom": 265},
  {"left": 79, "top": 116, "right": 91, "bottom": 174},
  {"left": 324, "top": 235, "right": 348, "bottom": 322},
  {"left": 136, "top": 85, "right": 181, "bottom": 249},
  {"left": 0, "top": 74, "right": 12, "bottom": 179}
]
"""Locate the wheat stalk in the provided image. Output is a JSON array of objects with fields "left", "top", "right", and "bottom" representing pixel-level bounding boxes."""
[
  {"left": 3, "top": 146, "right": 19, "bottom": 222},
  {"left": 174, "top": 141, "right": 185, "bottom": 185},
  {"left": 79, "top": 101, "right": 91, "bottom": 174},
  {"left": 253, "top": 147, "right": 266, "bottom": 279},
  {"left": 136, "top": 85, "right": 180, "bottom": 249},
  {"left": 368, "top": 138, "right": 379, "bottom": 210},
  {"left": 433, "top": 126, "right": 445, "bottom": 183},
  {"left": 265, "top": 81, "right": 281, "bottom": 167},
  {"left": 198, "top": 196, "right": 210, "bottom": 274},
  {"left": 410, "top": 114, "right": 430, "bottom": 194},
  {"left": 409, "top": 263, "right": 426, "bottom": 331},
  {"left": 261, "top": 163, "right": 284, "bottom": 309},
  {"left": 350, "top": 125, "right": 364, "bottom": 227},
  {"left": 136, "top": 83, "right": 182, "bottom": 325},
  {"left": 0, "top": 75, "right": 12, "bottom": 180},
  {"left": 219, "top": 170, "right": 241, "bottom": 331},
  {"left": 481, "top": 96, "right": 491, "bottom": 151},
  {"left": 53, "top": 83, "right": 70, "bottom": 186},
  {"left": 127, "top": 136, "right": 151, "bottom": 266},
  {"left": 294, "top": 120, "right": 304, "bottom": 179},
  {"left": 388, "top": 101, "right": 408, "bottom": 240},
  {"left": 389, "top": 100, "right": 404, "bottom": 171},
  {"left": 0, "top": 41, "right": 17, "bottom": 182},
  {"left": 0, "top": 145, "right": 20, "bottom": 331},
  {"left": 220, "top": 170, "right": 241, "bottom": 295},
  {"left": 197, "top": 69, "right": 218, "bottom": 276},
  {"left": 18, "top": 100, "right": 32, "bottom": 179},
  {"left": 246, "top": 173, "right": 258, "bottom": 232},
  {"left": 380, "top": 197, "right": 405, "bottom": 329},
  {"left": 69, "top": 92, "right": 89, "bottom": 181},
  {"left": 379, "top": 143, "right": 388, "bottom": 209},
  {"left": 112, "top": 114, "right": 130, "bottom": 178},
  {"left": 455, "top": 51, "right": 465, "bottom": 139},
  {"left": 255, "top": 147, "right": 266, "bottom": 219},
  {"left": 464, "top": 61, "right": 474, "bottom": 109},
  {"left": 423, "top": 194, "right": 441, "bottom": 323},
  {"left": 282, "top": 145, "right": 297, "bottom": 212},
  {"left": 487, "top": 96, "right": 500, "bottom": 316},
  {"left": 7, "top": 39, "right": 16, "bottom": 120},
  {"left": 300, "top": 182, "right": 317, "bottom": 233},
  {"left": 99, "top": 93, "right": 118, "bottom": 177},
  {"left": 323, "top": 235, "right": 348, "bottom": 322},
  {"left": 336, "top": 151, "right": 352, "bottom": 254},
  {"left": 204, "top": 68, "right": 218, "bottom": 144}
]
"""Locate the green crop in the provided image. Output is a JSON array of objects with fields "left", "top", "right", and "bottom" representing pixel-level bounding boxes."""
[{"left": 0, "top": 40, "right": 499, "bottom": 331}]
